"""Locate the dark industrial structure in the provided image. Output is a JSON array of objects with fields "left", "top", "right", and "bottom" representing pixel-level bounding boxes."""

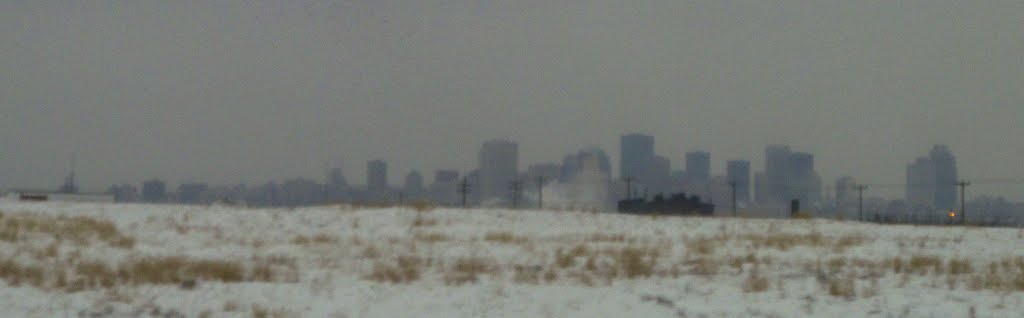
[{"left": 617, "top": 192, "right": 714, "bottom": 216}]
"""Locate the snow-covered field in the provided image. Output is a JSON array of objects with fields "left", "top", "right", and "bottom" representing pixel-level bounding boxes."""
[{"left": 0, "top": 200, "right": 1022, "bottom": 318}]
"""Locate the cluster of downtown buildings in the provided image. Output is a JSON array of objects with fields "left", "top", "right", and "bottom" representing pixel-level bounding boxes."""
[{"left": 15, "top": 133, "right": 1022, "bottom": 225}]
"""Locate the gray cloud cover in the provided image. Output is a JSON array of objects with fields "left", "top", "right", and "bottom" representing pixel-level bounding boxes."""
[{"left": 2, "top": 1, "right": 1022, "bottom": 199}]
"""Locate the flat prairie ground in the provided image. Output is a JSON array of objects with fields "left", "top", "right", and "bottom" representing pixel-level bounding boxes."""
[{"left": 0, "top": 201, "right": 1022, "bottom": 317}]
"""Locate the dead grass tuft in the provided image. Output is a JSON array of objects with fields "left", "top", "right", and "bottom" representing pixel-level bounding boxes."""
[
  {"left": 484, "top": 232, "right": 527, "bottom": 244},
  {"left": 825, "top": 274, "right": 856, "bottom": 299},
  {"left": 366, "top": 255, "right": 423, "bottom": 284},
  {"left": 615, "top": 246, "right": 658, "bottom": 278},
  {"left": 414, "top": 232, "right": 451, "bottom": 243},
  {"left": 411, "top": 212, "right": 438, "bottom": 227},
  {"left": 742, "top": 268, "right": 770, "bottom": 293},
  {"left": 444, "top": 257, "right": 495, "bottom": 285},
  {"left": 0, "top": 212, "right": 135, "bottom": 248}
]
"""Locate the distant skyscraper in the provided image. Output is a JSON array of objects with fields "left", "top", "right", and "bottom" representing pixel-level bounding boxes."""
[
  {"left": 726, "top": 160, "right": 751, "bottom": 204},
  {"left": 326, "top": 167, "right": 349, "bottom": 202},
  {"left": 757, "top": 145, "right": 821, "bottom": 206},
  {"left": 906, "top": 145, "right": 957, "bottom": 210},
  {"left": 762, "top": 145, "right": 792, "bottom": 204},
  {"left": 929, "top": 145, "right": 958, "bottom": 210},
  {"left": 561, "top": 147, "right": 612, "bottom": 182},
  {"left": 620, "top": 133, "right": 655, "bottom": 186},
  {"left": 685, "top": 151, "right": 711, "bottom": 197},
  {"left": 403, "top": 171, "right": 424, "bottom": 198},
  {"left": 686, "top": 151, "right": 711, "bottom": 183},
  {"left": 478, "top": 140, "right": 518, "bottom": 203},
  {"left": 367, "top": 159, "right": 388, "bottom": 193},
  {"left": 648, "top": 155, "right": 671, "bottom": 196},
  {"left": 429, "top": 170, "right": 459, "bottom": 206},
  {"left": 788, "top": 152, "right": 820, "bottom": 204}
]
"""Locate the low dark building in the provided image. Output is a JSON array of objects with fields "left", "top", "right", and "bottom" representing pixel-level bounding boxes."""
[{"left": 618, "top": 192, "right": 714, "bottom": 216}]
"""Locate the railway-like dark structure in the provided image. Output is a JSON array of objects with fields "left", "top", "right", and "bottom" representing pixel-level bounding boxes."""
[{"left": 617, "top": 193, "right": 714, "bottom": 216}]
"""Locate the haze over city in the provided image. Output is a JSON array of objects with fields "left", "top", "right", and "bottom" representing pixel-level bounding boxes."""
[{"left": 2, "top": 1, "right": 1022, "bottom": 201}]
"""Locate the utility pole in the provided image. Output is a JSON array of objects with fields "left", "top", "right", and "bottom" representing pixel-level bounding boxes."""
[
  {"left": 856, "top": 185, "right": 868, "bottom": 222},
  {"left": 623, "top": 177, "right": 635, "bottom": 200},
  {"left": 729, "top": 181, "right": 737, "bottom": 216},
  {"left": 509, "top": 179, "right": 522, "bottom": 209},
  {"left": 536, "top": 176, "right": 545, "bottom": 209},
  {"left": 397, "top": 191, "right": 404, "bottom": 207},
  {"left": 957, "top": 180, "right": 970, "bottom": 225},
  {"left": 457, "top": 177, "right": 470, "bottom": 208}
]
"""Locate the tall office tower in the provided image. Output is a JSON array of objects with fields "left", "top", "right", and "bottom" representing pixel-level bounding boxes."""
[
  {"left": 726, "top": 160, "right": 751, "bottom": 204},
  {"left": 403, "top": 171, "right": 424, "bottom": 198},
  {"left": 685, "top": 151, "right": 711, "bottom": 184},
  {"left": 761, "top": 144, "right": 793, "bottom": 204},
  {"left": 906, "top": 157, "right": 936, "bottom": 208},
  {"left": 685, "top": 151, "right": 711, "bottom": 196},
  {"left": 562, "top": 147, "right": 612, "bottom": 182},
  {"left": 905, "top": 145, "right": 957, "bottom": 210},
  {"left": 620, "top": 133, "right": 655, "bottom": 186},
  {"left": 326, "top": 167, "right": 349, "bottom": 202},
  {"left": 648, "top": 155, "right": 672, "bottom": 196},
  {"left": 788, "top": 152, "right": 821, "bottom": 204},
  {"left": 478, "top": 139, "right": 519, "bottom": 203},
  {"left": 929, "top": 145, "right": 958, "bottom": 210},
  {"left": 367, "top": 159, "right": 388, "bottom": 193},
  {"left": 429, "top": 170, "right": 460, "bottom": 206}
]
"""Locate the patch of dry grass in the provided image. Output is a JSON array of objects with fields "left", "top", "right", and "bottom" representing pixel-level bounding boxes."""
[
  {"left": 742, "top": 268, "right": 770, "bottom": 293},
  {"left": 413, "top": 232, "right": 451, "bottom": 243},
  {"left": 0, "top": 254, "right": 287, "bottom": 292},
  {"left": 0, "top": 212, "right": 135, "bottom": 248},
  {"left": 292, "top": 233, "right": 338, "bottom": 245},
  {"left": 444, "top": 257, "right": 496, "bottom": 285},
  {"left": 484, "top": 232, "right": 528, "bottom": 244},
  {"left": 411, "top": 212, "right": 438, "bottom": 227},
  {"left": 366, "top": 255, "right": 424, "bottom": 284}
]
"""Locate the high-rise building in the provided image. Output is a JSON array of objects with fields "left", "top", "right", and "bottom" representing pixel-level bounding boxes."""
[
  {"left": 429, "top": 170, "right": 459, "bottom": 206},
  {"left": 726, "top": 160, "right": 751, "bottom": 205},
  {"left": 686, "top": 151, "right": 711, "bottom": 184},
  {"left": 930, "top": 145, "right": 958, "bottom": 210},
  {"left": 326, "top": 167, "right": 349, "bottom": 202},
  {"left": 403, "top": 171, "right": 424, "bottom": 199},
  {"left": 685, "top": 151, "right": 711, "bottom": 197},
  {"left": 478, "top": 140, "right": 518, "bottom": 203},
  {"left": 561, "top": 147, "right": 612, "bottom": 183},
  {"left": 367, "top": 159, "right": 388, "bottom": 193},
  {"left": 756, "top": 145, "right": 821, "bottom": 206},
  {"left": 759, "top": 144, "right": 792, "bottom": 204},
  {"left": 620, "top": 134, "right": 654, "bottom": 184},
  {"left": 906, "top": 157, "right": 936, "bottom": 208},
  {"left": 905, "top": 145, "right": 957, "bottom": 210},
  {"left": 788, "top": 152, "right": 820, "bottom": 204},
  {"left": 648, "top": 155, "right": 672, "bottom": 196}
]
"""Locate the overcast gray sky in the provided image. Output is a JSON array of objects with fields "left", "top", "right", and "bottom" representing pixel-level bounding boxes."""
[{"left": 2, "top": 1, "right": 1022, "bottom": 199}]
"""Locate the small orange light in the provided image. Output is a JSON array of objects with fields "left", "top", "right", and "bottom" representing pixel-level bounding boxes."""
[{"left": 949, "top": 211, "right": 956, "bottom": 218}]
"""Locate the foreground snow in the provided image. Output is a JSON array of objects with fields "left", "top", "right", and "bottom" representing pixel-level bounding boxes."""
[{"left": 0, "top": 201, "right": 1022, "bottom": 317}]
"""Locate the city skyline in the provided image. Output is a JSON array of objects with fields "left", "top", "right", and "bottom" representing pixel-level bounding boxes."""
[
  {"left": 2, "top": 1, "right": 1022, "bottom": 201},
  {"left": 2, "top": 136, "right": 1013, "bottom": 202}
]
